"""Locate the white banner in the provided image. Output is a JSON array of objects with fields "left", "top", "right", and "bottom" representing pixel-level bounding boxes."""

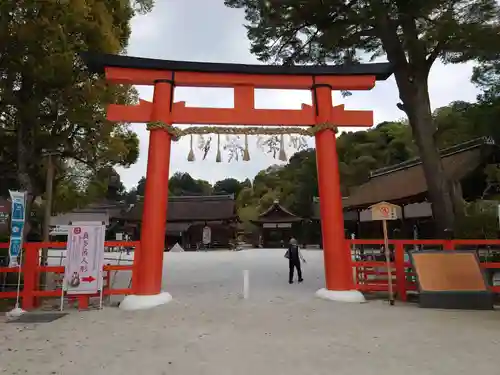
[
  {"left": 202, "top": 226, "right": 211, "bottom": 245},
  {"left": 64, "top": 225, "right": 105, "bottom": 295}
]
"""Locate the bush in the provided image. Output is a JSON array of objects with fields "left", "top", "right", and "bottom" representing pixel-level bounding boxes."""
[{"left": 455, "top": 200, "right": 499, "bottom": 239}]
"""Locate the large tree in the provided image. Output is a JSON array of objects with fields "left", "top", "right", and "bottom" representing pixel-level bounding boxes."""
[
  {"left": 168, "top": 172, "right": 213, "bottom": 196},
  {"left": 213, "top": 178, "right": 245, "bottom": 196},
  {"left": 224, "top": 0, "right": 500, "bottom": 234},
  {"left": 0, "top": 1, "right": 149, "bottom": 219}
]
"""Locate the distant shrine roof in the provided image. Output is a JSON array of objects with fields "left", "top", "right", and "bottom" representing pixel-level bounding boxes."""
[{"left": 252, "top": 200, "right": 303, "bottom": 224}]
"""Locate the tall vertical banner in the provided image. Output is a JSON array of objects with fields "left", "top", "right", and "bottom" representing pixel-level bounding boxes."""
[
  {"left": 8, "top": 190, "right": 27, "bottom": 268},
  {"left": 202, "top": 225, "right": 211, "bottom": 245},
  {"left": 64, "top": 224, "right": 105, "bottom": 295}
]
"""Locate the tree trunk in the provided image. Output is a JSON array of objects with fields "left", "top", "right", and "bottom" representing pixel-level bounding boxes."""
[
  {"left": 399, "top": 78, "right": 456, "bottom": 236},
  {"left": 16, "top": 122, "right": 35, "bottom": 239},
  {"left": 16, "top": 77, "right": 37, "bottom": 241},
  {"left": 373, "top": 5, "right": 458, "bottom": 237}
]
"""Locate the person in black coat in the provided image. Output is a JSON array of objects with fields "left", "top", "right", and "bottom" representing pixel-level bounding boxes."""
[{"left": 286, "top": 238, "right": 306, "bottom": 284}]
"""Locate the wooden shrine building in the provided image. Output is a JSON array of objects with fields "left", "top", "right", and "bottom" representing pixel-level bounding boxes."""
[
  {"left": 251, "top": 200, "right": 303, "bottom": 248},
  {"left": 123, "top": 194, "right": 239, "bottom": 250},
  {"left": 47, "top": 195, "right": 239, "bottom": 250}
]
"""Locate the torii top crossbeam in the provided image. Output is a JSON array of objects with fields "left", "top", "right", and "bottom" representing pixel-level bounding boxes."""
[{"left": 81, "top": 52, "right": 393, "bottom": 127}]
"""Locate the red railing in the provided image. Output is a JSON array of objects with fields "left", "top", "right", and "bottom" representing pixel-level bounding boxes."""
[
  {"left": 349, "top": 239, "right": 500, "bottom": 302},
  {"left": 0, "top": 241, "right": 139, "bottom": 310},
  {"left": 1, "top": 239, "right": 499, "bottom": 310}
]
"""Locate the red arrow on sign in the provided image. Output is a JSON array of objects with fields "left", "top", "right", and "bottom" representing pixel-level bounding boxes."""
[{"left": 81, "top": 276, "right": 95, "bottom": 283}]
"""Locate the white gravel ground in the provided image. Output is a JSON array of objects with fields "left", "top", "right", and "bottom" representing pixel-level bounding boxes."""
[{"left": 1, "top": 249, "right": 499, "bottom": 375}]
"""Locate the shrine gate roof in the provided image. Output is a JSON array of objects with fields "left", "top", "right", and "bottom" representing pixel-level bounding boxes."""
[{"left": 81, "top": 52, "right": 393, "bottom": 80}]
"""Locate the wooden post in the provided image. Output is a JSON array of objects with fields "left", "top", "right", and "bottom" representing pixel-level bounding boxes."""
[
  {"left": 370, "top": 201, "right": 400, "bottom": 306},
  {"left": 382, "top": 219, "right": 394, "bottom": 305},
  {"left": 394, "top": 242, "right": 407, "bottom": 302}
]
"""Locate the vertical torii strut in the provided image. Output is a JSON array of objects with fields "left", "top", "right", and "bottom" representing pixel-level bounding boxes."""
[{"left": 82, "top": 52, "right": 393, "bottom": 309}]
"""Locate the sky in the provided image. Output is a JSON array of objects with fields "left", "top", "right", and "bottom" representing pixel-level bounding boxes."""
[{"left": 116, "top": 0, "right": 481, "bottom": 190}]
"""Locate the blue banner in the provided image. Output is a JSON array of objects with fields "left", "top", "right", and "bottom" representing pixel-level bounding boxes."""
[
  {"left": 11, "top": 199, "right": 25, "bottom": 221},
  {"left": 8, "top": 190, "right": 26, "bottom": 267},
  {"left": 8, "top": 238, "right": 22, "bottom": 258},
  {"left": 10, "top": 221, "right": 24, "bottom": 239}
]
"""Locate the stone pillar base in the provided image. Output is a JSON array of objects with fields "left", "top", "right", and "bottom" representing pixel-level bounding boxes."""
[
  {"left": 315, "top": 288, "right": 366, "bottom": 303},
  {"left": 119, "top": 292, "right": 172, "bottom": 311}
]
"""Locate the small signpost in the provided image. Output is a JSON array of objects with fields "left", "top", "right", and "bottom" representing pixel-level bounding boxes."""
[
  {"left": 369, "top": 201, "right": 400, "bottom": 306},
  {"left": 60, "top": 223, "right": 106, "bottom": 310}
]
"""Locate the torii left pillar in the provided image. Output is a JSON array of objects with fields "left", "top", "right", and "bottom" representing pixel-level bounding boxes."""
[{"left": 120, "top": 80, "right": 174, "bottom": 311}]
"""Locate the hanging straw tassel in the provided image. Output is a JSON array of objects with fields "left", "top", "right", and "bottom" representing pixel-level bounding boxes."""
[
  {"left": 278, "top": 134, "right": 287, "bottom": 161},
  {"left": 216, "top": 134, "right": 222, "bottom": 163},
  {"left": 187, "top": 134, "right": 195, "bottom": 161},
  {"left": 242, "top": 134, "right": 250, "bottom": 161}
]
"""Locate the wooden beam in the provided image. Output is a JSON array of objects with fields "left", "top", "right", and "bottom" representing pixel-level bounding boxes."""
[
  {"left": 106, "top": 101, "right": 373, "bottom": 127},
  {"left": 105, "top": 67, "right": 376, "bottom": 90}
]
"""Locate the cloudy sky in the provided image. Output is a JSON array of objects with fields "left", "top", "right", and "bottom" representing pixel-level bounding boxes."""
[{"left": 116, "top": 0, "right": 480, "bottom": 190}]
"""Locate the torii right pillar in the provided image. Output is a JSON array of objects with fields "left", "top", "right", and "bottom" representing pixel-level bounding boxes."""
[{"left": 313, "top": 83, "right": 366, "bottom": 303}]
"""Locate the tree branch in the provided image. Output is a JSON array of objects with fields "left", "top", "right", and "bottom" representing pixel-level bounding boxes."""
[{"left": 426, "top": 41, "right": 442, "bottom": 69}]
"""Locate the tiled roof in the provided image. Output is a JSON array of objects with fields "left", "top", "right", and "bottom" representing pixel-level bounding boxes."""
[
  {"left": 343, "top": 138, "right": 496, "bottom": 208},
  {"left": 252, "top": 200, "right": 302, "bottom": 223},
  {"left": 124, "top": 195, "right": 238, "bottom": 222}
]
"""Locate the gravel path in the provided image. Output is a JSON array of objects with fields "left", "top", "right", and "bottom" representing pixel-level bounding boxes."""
[{"left": 1, "top": 249, "right": 498, "bottom": 375}]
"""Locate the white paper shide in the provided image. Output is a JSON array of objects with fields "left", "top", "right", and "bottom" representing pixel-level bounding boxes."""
[{"left": 64, "top": 225, "right": 105, "bottom": 295}]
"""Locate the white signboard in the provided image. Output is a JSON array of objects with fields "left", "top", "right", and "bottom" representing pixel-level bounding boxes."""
[
  {"left": 263, "top": 223, "right": 292, "bottom": 228},
  {"left": 64, "top": 225, "right": 105, "bottom": 295},
  {"left": 370, "top": 201, "right": 399, "bottom": 221},
  {"left": 202, "top": 226, "right": 212, "bottom": 245}
]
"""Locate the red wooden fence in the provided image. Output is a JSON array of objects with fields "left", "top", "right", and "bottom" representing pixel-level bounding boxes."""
[
  {"left": 349, "top": 239, "right": 500, "bottom": 302},
  {"left": 0, "top": 239, "right": 499, "bottom": 310},
  {"left": 0, "top": 241, "right": 138, "bottom": 310}
]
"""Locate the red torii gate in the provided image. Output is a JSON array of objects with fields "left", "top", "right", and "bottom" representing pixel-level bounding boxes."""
[{"left": 83, "top": 53, "right": 392, "bottom": 309}]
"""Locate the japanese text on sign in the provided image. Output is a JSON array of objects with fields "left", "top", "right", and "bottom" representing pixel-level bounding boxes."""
[
  {"left": 370, "top": 201, "right": 400, "bottom": 221},
  {"left": 64, "top": 225, "right": 105, "bottom": 295}
]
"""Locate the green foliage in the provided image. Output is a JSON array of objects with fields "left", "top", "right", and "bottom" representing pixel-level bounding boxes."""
[
  {"left": 168, "top": 172, "right": 213, "bottom": 196},
  {"left": 225, "top": 0, "right": 500, "bottom": 67},
  {"left": 455, "top": 200, "right": 499, "bottom": 239},
  {"left": 213, "top": 178, "right": 244, "bottom": 196},
  {"left": 0, "top": 0, "right": 150, "bottom": 209},
  {"left": 337, "top": 121, "right": 416, "bottom": 191}
]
